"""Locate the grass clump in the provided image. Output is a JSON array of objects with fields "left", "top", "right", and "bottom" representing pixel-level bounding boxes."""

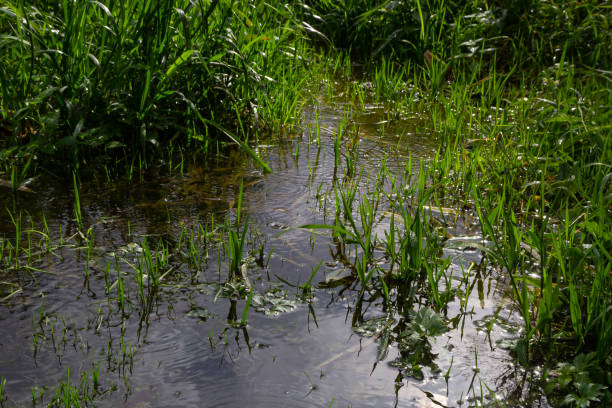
[
  {"left": 301, "top": 0, "right": 610, "bottom": 75},
  {"left": 0, "top": 0, "right": 312, "bottom": 171}
]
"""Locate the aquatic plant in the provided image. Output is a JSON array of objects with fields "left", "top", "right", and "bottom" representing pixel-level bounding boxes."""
[
  {"left": 0, "top": 376, "right": 5, "bottom": 406},
  {"left": 0, "top": 1, "right": 610, "bottom": 406},
  {"left": 226, "top": 179, "right": 250, "bottom": 281}
]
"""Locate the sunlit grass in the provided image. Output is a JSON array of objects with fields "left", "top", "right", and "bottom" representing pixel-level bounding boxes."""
[
  {"left": 0, "top": 0, "right": 314, "bottom": 172},
  {"left": 0, "top": 0, "right": 610, "bottom": 405}
]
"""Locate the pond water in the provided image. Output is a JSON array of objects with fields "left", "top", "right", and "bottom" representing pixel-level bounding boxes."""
[{"left": 0, "top": 90, "right": 535, "bottom": 407}]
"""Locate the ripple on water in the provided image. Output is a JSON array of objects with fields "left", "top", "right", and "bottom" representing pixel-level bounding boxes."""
[{"left": 0, "top": 94, "right": 529, "bottom": 408}]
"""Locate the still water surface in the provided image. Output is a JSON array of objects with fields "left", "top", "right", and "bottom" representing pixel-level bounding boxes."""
[{"left": 0, "top": 96, "right": 528, "bottom": 407}]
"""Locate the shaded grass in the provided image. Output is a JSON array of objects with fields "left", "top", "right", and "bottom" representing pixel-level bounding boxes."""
[{"left": 301, "top": 0, "right": 611, "bottom": 75}]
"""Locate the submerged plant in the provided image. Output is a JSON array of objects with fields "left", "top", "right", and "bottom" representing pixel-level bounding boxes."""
[{"left": 390, "top": 307, "right": 449, "bottom": 380}]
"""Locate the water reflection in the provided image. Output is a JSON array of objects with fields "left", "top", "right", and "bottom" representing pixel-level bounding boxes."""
[{"left": 0, "top": 95, "right": 536, "bottom": 407}]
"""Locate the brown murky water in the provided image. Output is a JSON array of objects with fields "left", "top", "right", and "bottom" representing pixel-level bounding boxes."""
[{"left": 0, "top": 95, "right": 531, "bottom": 407}]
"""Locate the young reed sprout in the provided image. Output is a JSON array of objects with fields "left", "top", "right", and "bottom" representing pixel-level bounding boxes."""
[
  {"left": 73, "top": 173, "right": 83, "bottom": 232},
  {"left": 227, "top": 179, "right": 250, "bottom": 282},
  {"left": 240, "top": 287, "right": 254, "bottom": 326},
  {"left": 0, "top": 376, "right": 5, "bottom": 403}
]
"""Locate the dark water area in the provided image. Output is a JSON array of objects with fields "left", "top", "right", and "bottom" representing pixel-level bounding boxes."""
[{"left": 0, "top": 97, "right": 534, "bottom": 407}]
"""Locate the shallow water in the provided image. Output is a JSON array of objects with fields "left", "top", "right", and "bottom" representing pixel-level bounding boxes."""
[{"left": 0, "top": 93, "right": 535, "bottom": 407}]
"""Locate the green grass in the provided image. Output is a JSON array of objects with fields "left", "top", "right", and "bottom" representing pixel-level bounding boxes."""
[
  {"left": 0, "top": 0, "right": 313, "bottom": 172},
  {"left": 293, "top": 1, "right": 611, "bottom": 404},
  {"left": 1, "top": 0, "right": 610, "bottom": 406}
]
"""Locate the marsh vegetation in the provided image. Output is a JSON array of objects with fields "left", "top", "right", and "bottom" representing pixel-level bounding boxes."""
[{"left": 1, "top": 1, "right": 610, "bottom": 407}]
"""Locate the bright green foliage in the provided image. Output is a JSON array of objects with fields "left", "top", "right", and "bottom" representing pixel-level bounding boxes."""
[
  {"left": 297, "top": 2, "right": 610, "bottom": 402},
  {"left": 0, "top": 0, "right": 311, "bottom": 168}
]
